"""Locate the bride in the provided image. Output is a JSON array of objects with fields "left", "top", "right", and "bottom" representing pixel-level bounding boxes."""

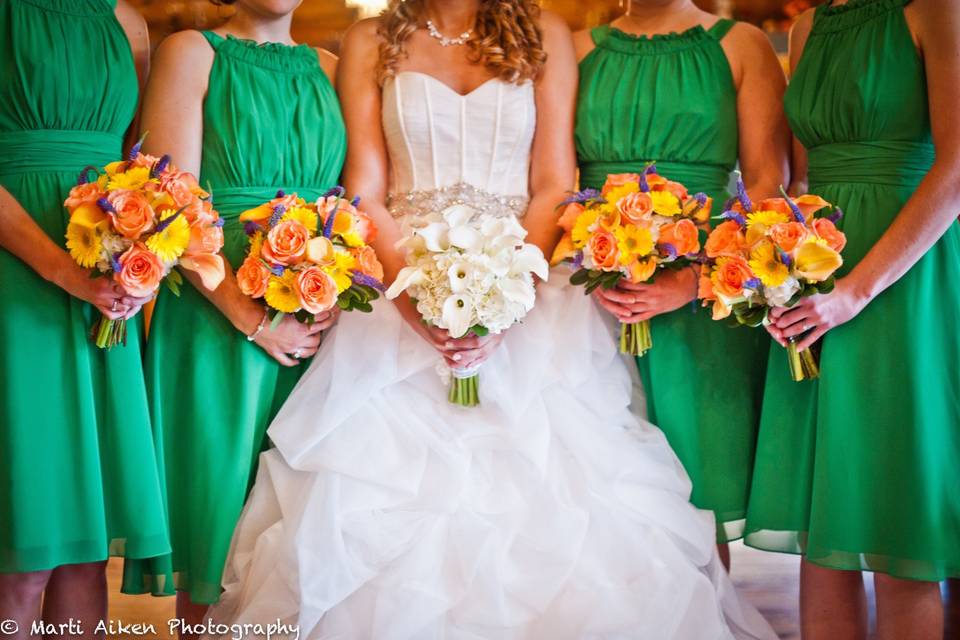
[{"left": 209, "top": 1, "right": 777, "bottom": 638}]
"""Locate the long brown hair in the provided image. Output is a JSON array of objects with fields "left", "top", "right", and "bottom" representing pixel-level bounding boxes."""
[{"left": 376, "top": 0, "right": 547, "bottom": 86}]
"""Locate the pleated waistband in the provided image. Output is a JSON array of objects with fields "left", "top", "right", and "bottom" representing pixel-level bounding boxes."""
[
  {"left": 807, "top": 141, "right": 934, "bottom": 187},
  {"left": 0, "top": 129, "right": 123, "bottom": 177},
  {"left": 212, "top": 186, "right": 326, "bottom": 219},
  {"left": 578, "top": 159, "right": 731, "bottom": 194}
]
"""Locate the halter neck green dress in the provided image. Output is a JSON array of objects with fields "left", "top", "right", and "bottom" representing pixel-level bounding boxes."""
[
  {"left": 745, "top": 0, "right": 960, "bottom": 580},
  {"left": 575, "top": 21, "right": 770, "bottom": 542},
  {"left": 135, "top": 31, "right": 347, "bottom": 604},
  {"left": 0, "top": 0, "right": 170, "bottom": 580}
]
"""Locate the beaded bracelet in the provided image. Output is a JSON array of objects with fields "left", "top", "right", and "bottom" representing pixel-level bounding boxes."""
[{"left": 246, "top": 310, "right": 269, "bottom": 342}]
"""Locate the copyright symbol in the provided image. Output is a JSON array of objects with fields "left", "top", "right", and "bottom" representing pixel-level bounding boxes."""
[{"left": 0, "top": 620, "right": 18, "bottom": 635}]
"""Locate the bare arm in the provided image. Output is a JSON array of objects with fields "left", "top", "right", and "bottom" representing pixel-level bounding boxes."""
[
  {"left": 524, "top": 11, "right": 578, "bottom": 257},
  {"left": 316, "top": 48, "right": 338, "bottom": 84},
  {"left": 116, "top": 0, "right": 150, "bottom": 150},
  {"left": 784, "top": 10, "right": 814, "bottom": 195},
  {"left": 140, "top": 31, "right": 324, "bottom": 364},
  {"left": 773, "top": 0, "right": 960, "bottom": 350}
]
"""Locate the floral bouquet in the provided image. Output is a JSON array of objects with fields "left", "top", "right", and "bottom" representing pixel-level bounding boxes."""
[
  {"left": 235, "top": 189, "right": 384, "bottom": 328},
  {"left": 697, "top": 176, "right": 846, "bottom": 381},
  {"left": 385, "top": 204, "right": 549, "bottom": 407},
  {"left": 64, "top": 140, "right": 226, "bottom": 348},
  {"left": 551, "top": 164, "right": 712, "bottom": 356}
]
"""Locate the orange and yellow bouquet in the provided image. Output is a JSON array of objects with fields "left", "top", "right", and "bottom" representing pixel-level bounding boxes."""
[
  {"left": 236, "top": 188, "right": 385, "bottom": 327},
  {"left": 64, "top": 140, "right": 226, "bottom": 348},
  {"left": 552, "top": 164, "right": 712, "bottom": 356},
  {"left": 698, "top": 175, "right": 846, "bottom": 381}
]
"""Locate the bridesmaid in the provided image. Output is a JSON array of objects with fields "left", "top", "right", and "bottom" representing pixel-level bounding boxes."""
[
  {"left": 573, "top": 0, "right": 789, "bottom": 566},
  {"left": 129, "top": 0, "right": 346, "bottom": 626},
  {"left": 746, "top": 0, "right": 960, "bottom": 637},
  {"left": 0, "top": 0, "right": 169, "bottom": 632}
]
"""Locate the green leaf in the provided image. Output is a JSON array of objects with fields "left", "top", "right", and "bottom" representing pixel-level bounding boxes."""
[
  {"left": 569, "top": 269, "right": 590, "bottom": 286},
  {"left": 269, "top": 311, "right": 285, "bottom": 330},
  {"left": 164, "top": 277, "right": 181, "bottom": 297},
  {"left": 815, "top": 278, "right": 836, "bottom": 294},
  {"left": 469, "top": 324, "right": 489, "bottom": 337},
  {"left": 354, "top": 301, "right": 373, "bottom": 313},
  {"left": 168, "top": 269, "right": 183, "bottom": 286},
  {"left": 733, "top": 302, "right": 767, "bottom": 328},
  {"left": 337, "top": 297, "right": 351, "bottom": 310}
]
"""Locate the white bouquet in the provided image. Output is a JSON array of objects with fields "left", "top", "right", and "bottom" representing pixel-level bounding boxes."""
[{"left": 386, "top": 203, "right": 549, "bottom": 406}]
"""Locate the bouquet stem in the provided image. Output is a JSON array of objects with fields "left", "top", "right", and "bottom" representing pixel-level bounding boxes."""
[
  {"left": 620, "top": 321, "right": 652, "bottom": 357},
  {"left": 786, "top": 338, "right": 819, "bottom": 382},
  {"left": 92, "top": 316, "right": 127, "bottom": 350},
  {"left": 449, "top": 372, "right": 480, "bottom": 407}
]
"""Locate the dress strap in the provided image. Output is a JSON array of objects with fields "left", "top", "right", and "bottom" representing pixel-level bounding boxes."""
[
  {"left": 590, "top": 25, "right": 612, "bottom": 47},
  {"left": 201, "top": 30, "right": 225, "bottom": 50},
  {"left": 707, "top": 18, "right": 736, "bottom": 41}
]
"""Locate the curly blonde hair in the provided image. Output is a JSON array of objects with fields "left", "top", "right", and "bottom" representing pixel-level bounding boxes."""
[{"left": 376, "top": 0, "right": 547, "bottom": 86}]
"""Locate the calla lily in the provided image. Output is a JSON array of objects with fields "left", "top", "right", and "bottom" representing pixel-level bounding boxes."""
[
  {"left": 794, "top": 194, "right": 832, "bottom": 220},
  {"left": 447, "top": 262, "right": 473, "bottom": 293},
  {"left": 70, "top": 202, "right": 110, "bottom": 228},
  {"left": 794, "top": 239, "right": 842, "bottom": 282},
  {"left": 442, "top": 294, "right": 474, "bottom": 338},
  {"left": 385, "top": 266, "right": 426, "bottom": 299},
  {"left": 448, "top": 224, "right": 483, "bottom": 252},
  {"left": 499, "top": 278, "right": 537, "bottom": 309},
  {"left": 416, "top": 222, "right": 449, "bottom": 252},
  {"left": 239, "top": 204, "right": 273, "bottom": 225},
  {"left": 550, "top": 234, "right": 577, "bottom": 266},
  {"left": 442, "top": 204, "right": 474, "bottom": 228},
  {"left": 305, "top": 236, "right": 336, "bottom": 265},
  {"left": 510, "top": 244, "right": 549, "bottom": 281},
  {"left": 180, "top": 253, "right": 226, "bottom": 291}
]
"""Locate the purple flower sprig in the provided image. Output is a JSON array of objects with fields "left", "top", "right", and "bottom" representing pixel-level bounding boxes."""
[
  {"left": 76, "top": 165, "right": 99, "bottom": 186},
  {"left": 156, "top": 205, "right": 187, "bottom": 233},
  {"left": 744, "top": 277, "right": 762, "bottom": 290},
  {"left": 827, "top": 207, "right": 844, "bottom": 224},
  {"left": 97, "top": 197, "right": 116, "bottom": 214},
  {"left": 639, "top": 162, "right": 658, "bottom": 193},
  {"left": 776, "top": 247, "right": 793, "bottom": 268},
  {"left": 560, "top": 188, "right": 603, "bottom": 207},
  {"left": 243, "top": 221, "right": 261, "bottom": 236},
  {"left": 779, "top": 185, "right": 806, "bottom": 223},
  {"left": 127, "top": 134, "right": 146, "bottom": 161},
  {"left": 661, "top": 243, "right": 678, "bottom": 260},
  {"left": 352, "top": 272, "right": 386, "bottom": 292},
  {"left": 110, "top": 252, "right": 123, "bottom": 273},
  {"left": 270, "top": 264, "right": 285, "bottom": 277},
  {"left": 572, "top": 251, "right": 584, "bottom": 270},
  {"left": 720, "top": 209, "right": 747, "bottom": 228},
  {"left": 267, "top": 203, "right": 286, "bottom": 228},
  {"left": 734, "top": 170, "right": 753, "bottom": 213},
  {"left": 212, "top": 217, "right": 226, "bottom": 228},
  {"left": 150, "top": 155, "right": 171, "bottom": 179}
]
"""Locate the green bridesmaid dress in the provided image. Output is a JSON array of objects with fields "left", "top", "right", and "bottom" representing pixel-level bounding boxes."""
[
  {"left": 135, "top": 31, "right": 347, "bottom": 604},
  {"left": 0, "top": 0, "right": 170, "bottom": 581},
  {"left": 575, "top": 21, "right": 771, "bottom": 542},
  {"left": 745, "top": 0, "right": 960, "bottom": 581}
]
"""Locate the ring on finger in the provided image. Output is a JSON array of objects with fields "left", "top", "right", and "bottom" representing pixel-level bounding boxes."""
[
  {"left": 112, "top": 300, "right": 119, "bottom": 312},
  {"left": 293, "top": 349, "right": 303, "bottom": 359}
]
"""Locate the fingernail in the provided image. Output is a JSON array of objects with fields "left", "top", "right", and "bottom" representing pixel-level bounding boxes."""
[{"left": 452, "top": 353, "right": 462, "bottom": 361}]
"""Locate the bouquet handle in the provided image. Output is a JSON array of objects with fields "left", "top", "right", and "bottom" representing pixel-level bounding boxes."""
[
  {"left": 620, "top": 321, "right": 652, "bottom": 357},
  {"left": 91, "top": 315, "right": 127, "bottom": 349},
  {"left": 449, "top": 366, "right": 481, "bottom": 407},
  {"left": 786, "top": 338, "right": 819, "bottom": 382}
]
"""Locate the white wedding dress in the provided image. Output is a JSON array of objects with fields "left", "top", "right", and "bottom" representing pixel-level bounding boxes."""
[{"left": 208, "top": 72, "right": 777, "bottom": 640}]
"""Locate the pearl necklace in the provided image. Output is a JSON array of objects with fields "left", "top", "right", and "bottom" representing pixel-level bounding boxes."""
[{"left": 426, "top": 19, "right": 473, "bottom": 47}]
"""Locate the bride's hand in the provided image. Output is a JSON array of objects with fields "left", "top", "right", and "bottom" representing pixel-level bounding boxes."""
[{"left": 442, "top": 332, "right": 504, "bottom": 371}]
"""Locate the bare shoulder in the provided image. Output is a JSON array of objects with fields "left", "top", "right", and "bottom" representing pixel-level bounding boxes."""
[
  {"left": 572, "top": 28, "right": 596, "bottom": 62},
  {"left": 150, "top": 30, "right": 215, "bottom": 88},
  {"left": 538, "top": 9, "right": 572, "bottom": 39},
  {"left": 342, "top": 17, "right": 382, "bottom": 52},
  {"left": 906, "top": 0, "right": 960, "bottom": 45},
  {"left": 314, "top": 47, "right": 338, "bottom": 82},
  {"left": 788, "top": 8, "right": 816, "bottom": 53},
  {"left": 114, "top": 0, "right": 149, "bottom": 51},
  {"left": 726, "top": 20, "right": 776, "bottom": 51}
]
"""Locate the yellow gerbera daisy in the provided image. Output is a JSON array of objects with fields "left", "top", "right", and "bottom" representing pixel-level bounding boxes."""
[
  {"left": 282, "top": 205, "right": 319, "bottom": 232},
  {"left": 615, "top": 225, "right": 655, "bottom": 265},
  {"left": 249, "top": 231, "right": 265, "bottom": 258},
  {"left": 650, "top": 190, "right": 681, "bottom": 216},
  {"left": 571, "top": 208, "right": 599, "bottom": 248},
  {"left": 107, "top": 167, "right": 154, "bottom": 191},
  {"left": 605, "top": 183, "right": 639, "bottom": 207},
  {"left": 146, "top": 210, "right": 191, "bottom": 263},
  {"left": 748, "top": 241, "right": 789, "bottom": 287},
  {"left": 265, "top": 270, "right": 301, "bottom": 313},
  {"left": 324, "top": 249, "right": 357, "bottom": 293},
  {"left": 65, "top": 222, "right": 104, "bottom": 268},
  {"left": 746, "top": 209, "right": 789, "bottom": 229}
]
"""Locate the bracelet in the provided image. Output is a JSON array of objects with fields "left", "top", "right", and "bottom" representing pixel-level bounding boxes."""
[{"left": 246, "top": 310, "right": 269, "bottom": 342}]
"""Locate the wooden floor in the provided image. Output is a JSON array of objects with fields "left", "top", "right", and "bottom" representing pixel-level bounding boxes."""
[{"left": 104, "top": 543, "right": 803, "bottom": 638}]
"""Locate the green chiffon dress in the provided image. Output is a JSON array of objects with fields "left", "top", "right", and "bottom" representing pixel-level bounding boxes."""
[
  {"left": 745, "top": 0, "right": 960, "bottom": 581},
  {"left": 134, "top": 32, "right": 347, "bottom": 603},
  {"left": 0, "top": 0, "right": 170, "bottom": 580},
  {"left": 575, "top": 22, "right": 770, "bottom": 542}
]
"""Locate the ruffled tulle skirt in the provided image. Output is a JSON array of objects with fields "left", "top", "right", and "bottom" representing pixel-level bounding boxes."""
[{"left": 208, "top": 269, "right": 775, "bottom": 640}]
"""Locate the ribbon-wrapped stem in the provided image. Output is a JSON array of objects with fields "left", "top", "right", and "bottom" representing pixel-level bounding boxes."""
[
  {"left": 91, "top": 316, "right": 128, "bottom": 349},
  {"left": 449, "top": 366, "right": 481, "bottom": 407},
  {"left": 786, "top": 337, "right": 819, "bottom": 382}
]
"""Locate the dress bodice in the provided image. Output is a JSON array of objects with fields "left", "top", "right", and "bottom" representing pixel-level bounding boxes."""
[{"left": 382, "top": 72, "right": 536, "bottom": 217}]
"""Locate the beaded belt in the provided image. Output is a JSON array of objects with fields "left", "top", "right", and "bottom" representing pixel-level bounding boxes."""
[{"left": 387, "top": 182, "right": 529, "bottom": 220}]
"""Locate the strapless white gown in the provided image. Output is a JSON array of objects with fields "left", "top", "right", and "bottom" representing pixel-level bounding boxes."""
[{"left": 208, "top": 72, "right": 776, "bottom": 640}]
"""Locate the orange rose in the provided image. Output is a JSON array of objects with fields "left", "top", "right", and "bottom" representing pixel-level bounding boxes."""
[
  {"left": 705, "top": 220, "right": 746, "bottom": 258},
  {"left": 710, "top": 255, "right": 754, "bottom": 299},
  {"left": 653, "top": 180, "right": 689, "bottom": 201},
  {"left": 601, "top": 173, "right": 641, "bottom": 197},
  {"left": 812, "top": 217, "right": 847, "bottom": 252},
  {"left": 186, "top": 222, "right": 224, "bottom": 256},
  {"left": 64, "top": 182, "right": 105, "bottom": 210},
  {"left": 350, "top": 245, "right": 384, "bottom": 281},
  {"left": 587, "top": 229, "right": 619, "bottom": 271},
  {"left": 130, "top": 153, "right": 161, "bottom": 170},
  {"left": 262, "top": 219, "right": 309, "bottom": 266},
  {"left": 297, "top": 266, "right": 338, "bottom": 314},
  {"left": 236, "top": 256, "right": 270, "bottom": 298},
  {"left": 159, "top": 170, "right": 203, "bottom": 208},
  {"left": 768, "top": 222, "right": 808, "bottom": 253},
  {"left": 115, "top": 243, "right": 164, "bottom": 297},
  {"left": 107, "top": 189, "right": 155, "bottom": 239},
  {"left": 616, "top": 192, "right": 654, "bottom": 226},
  {"left": 658, "top": 219, "right": 700, "bottom": 256},
  {"left": 558, "top": 202, "right": 585, "bottom": 232},
  {"left": 353, "top": 209, "right": 378, "bottom": 244}
]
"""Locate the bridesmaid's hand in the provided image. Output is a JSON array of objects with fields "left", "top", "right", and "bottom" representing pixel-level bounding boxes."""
[
  {"left": 312, "top": 307, "right": 340, "bottom": 332},
  {"left": 767, "top": 277, "right": 869, "bottom": 350},
  {"left": 592, "top": 267, "right": 698, "bottom": 323},
  {"left": 57, "top": 265, "right": 129, "bottom": 320},
  {"left": 254, "top": 314, "right": 324, "bottom": 367}
]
